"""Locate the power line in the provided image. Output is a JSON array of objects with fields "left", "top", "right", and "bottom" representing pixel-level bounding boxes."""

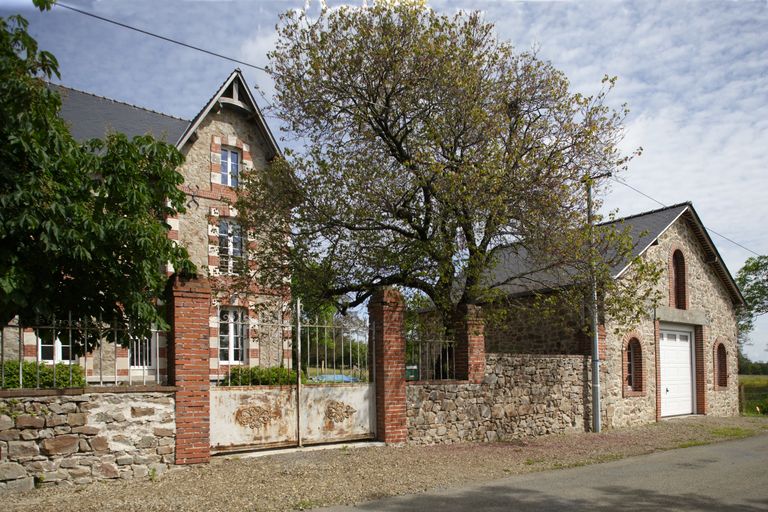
[
  {"left": 610, "top": 176, "right": 761, "bottom": 257},
  {"left": 55, "top": 2, "right": 268, "bottom": 73}
]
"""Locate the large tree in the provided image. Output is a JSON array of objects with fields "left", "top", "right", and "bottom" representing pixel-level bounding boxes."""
[
  {"left": 0, "top": 11, "right": 194, "bottom": 334},
  {"left": 239, "top": 2, "right": 658, "bottom": 328},
  {"left": 736, "top": 255, "right": 768, "bottom": 343}
]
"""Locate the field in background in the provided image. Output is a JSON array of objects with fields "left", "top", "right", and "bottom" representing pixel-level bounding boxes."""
[{"left": 740, "top": 374, "right": 768, "bottom": 415}]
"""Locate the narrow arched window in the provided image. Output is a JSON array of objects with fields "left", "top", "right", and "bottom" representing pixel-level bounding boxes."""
[
  {"left": 672, "top": 250, "right": 687, "bottom": 309},
  {"left": 624, "top": 337, "right": 644, "bottom": 394},
  {"left": 716, "top": 343, "right": 727, "bottom": 388}
]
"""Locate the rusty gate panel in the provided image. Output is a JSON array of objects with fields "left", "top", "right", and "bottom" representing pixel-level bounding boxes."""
[
  {"left": 300, "top": 383, "right": 375, "bottom": 444},
  {"left": 209, "top": 299, "right": 376, "bottom": 453},
  {"left": 210, "top": 386, "right": 297, "bottom": 452}
]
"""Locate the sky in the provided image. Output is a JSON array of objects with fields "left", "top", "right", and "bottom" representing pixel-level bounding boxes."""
[{"left": 2, "top": 0, "right": 766, "bottom": 361}]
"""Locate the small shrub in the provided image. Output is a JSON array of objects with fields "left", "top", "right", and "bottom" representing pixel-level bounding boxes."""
[
  {"left": 218, "top": 366, "right": 303, "bottom": 386},
  {"left": 1, "top": 360, "right": 85, "bottom": 389}
]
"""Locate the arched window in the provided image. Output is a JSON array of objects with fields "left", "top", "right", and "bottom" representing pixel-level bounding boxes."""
[
  {"left": 672, "top": 250, "right": 687, "bottom": 309},
  {"left": 624, "top": 337, "right": 644, "bottom": 395},
  {"left": 715, "top": 343, "right": 727, "bottom": 388}
]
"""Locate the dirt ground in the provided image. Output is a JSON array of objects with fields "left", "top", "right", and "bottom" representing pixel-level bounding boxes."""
[{"left": 6, "top": 415, "right": 768, "bottom": 512}]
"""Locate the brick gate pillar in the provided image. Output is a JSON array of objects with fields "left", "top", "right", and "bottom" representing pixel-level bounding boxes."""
[
  {"left": 453, "top": 304, "right": 486, "bottom": 384},
  {"left": 168, "top": 275, "right": 211, "bottom": 464},
  {"left": 368, "top": 288, "right": 407, "bottom": 444}
]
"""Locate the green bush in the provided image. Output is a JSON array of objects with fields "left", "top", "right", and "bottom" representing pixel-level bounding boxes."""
[
  {"left": 218, "top": 366, "right": 303, "bottom": 386},
  {"left": 1, "top": 360, "right": 85, "bottom": 389}
]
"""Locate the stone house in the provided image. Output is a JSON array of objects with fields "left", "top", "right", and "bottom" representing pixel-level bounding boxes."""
[
  {"left": 485, "top": 202, "right": 745, "bottom": 428},
  {"left": 0, "top": 70, "right": 748, "bottom": 493},
  {"left": 2, "top": 70, "right": 287, "bottom": 384}
]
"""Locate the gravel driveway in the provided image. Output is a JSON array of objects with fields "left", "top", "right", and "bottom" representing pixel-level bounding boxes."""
[{"left": 6, "top": 416, "right": 768, "bottom": 512}]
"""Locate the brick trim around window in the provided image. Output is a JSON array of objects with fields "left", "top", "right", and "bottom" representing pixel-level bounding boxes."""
[
  {"left": 622, "top": 331, "right": 646, "bottom": 397},
  {"left": 714, "top": 339, "right": 728, "bottom": 390},
  {"left": 668, "top": 245, "right": 688, "bottom": 310},
  {"left": 209, "top": 134, "right": 254, "bottom": 188}
]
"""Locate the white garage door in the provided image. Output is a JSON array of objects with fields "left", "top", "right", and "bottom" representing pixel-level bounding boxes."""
[{"left": 660, "top": 329, "right": 694, "bottom": 417}]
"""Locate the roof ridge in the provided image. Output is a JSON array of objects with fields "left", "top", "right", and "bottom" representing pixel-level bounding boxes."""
[
  {"left": 50, "top": 83, "right": 190, "bottom": 123},
  {"left": 598, "top": 201, "right": 691, "bottom": 226}
]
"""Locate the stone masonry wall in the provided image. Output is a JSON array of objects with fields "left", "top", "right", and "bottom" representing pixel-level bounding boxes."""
[
  {"left": 0, "top": 391, "right": 175, "bottom": 492},
  {"left": 485, "top": 299, "right": 586, "bottom": 355},
  {"left": 407, "top": 354, "right": 591, "bottom": 445},
  {"left": 601, "top": 215, "right": 740, "bottom": 428}
]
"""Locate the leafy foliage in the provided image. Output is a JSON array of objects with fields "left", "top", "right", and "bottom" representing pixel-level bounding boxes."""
[
  {"left": 238, "top": 2, "right": 660, "bottom": 333},
  {"left": 736, "top": 255, "right": 768, "bottom": 343},
  {"left": 0, "top": 13, "right": 194, "bottom": 335},
  {"left": 1, "top": 360, "right": 85, "bottom": 389}
]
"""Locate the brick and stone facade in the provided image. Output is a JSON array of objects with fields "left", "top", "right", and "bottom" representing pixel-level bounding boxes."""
[
  {"left": 173, "top": 73, "right": 289, "bottom": 380},
  {"left": 601, "top": 212, "right": 741, "bottom": 427}
]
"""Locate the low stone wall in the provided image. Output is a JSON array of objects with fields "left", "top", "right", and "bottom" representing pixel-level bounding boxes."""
[
  {"left": 407, "top": 354, "right": 591, "bottom": 445},
  {"left": 0, "top": 390, "right": 175, "bottom": 492}
]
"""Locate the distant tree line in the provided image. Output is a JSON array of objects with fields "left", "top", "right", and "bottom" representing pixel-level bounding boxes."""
[{"left": 739, "top": 352, "right": 768, "bottom": 375}]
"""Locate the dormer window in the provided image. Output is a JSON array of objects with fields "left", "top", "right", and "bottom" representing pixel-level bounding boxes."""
[
  {"left": 221, "top": 148, "right": 239, "bottom": 187},
  {"left": 672, "top": 249, "right": 687, "bottom": 309}
]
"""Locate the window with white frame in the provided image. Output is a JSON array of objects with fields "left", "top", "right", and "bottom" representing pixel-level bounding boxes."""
[
  {"left": 221, "top": 148, "right": 240, "bottom": 187},
  {"left": 219, "top": 307, "right": 246, "bottom": 364},
  {"left": 218, "top": 219, "right": 244, "bottom": 274},
  {"left": 38, "top": 337, "right": 76, "bottom": 363}
]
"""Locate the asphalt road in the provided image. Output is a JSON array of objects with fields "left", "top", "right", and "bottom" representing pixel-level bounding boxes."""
[{"left": 319, "top": 434, "right": 768, "bottom": 512}]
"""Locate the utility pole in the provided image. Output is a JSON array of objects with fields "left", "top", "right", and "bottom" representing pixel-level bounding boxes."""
[{"left": 586, "top": 172, "right": 610, "bottom": 433}]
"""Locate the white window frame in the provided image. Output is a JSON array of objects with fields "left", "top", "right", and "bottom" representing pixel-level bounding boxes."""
[
  {"left": 220, "top": 147, "right": 240, "bottom": 187},
  {"left": 218, "top": 219, "right": 244, "bottom": 275},
  {"left": 219, "top": 307, "right": 247, "bottom": 365},
  {"left": 38, "top": 337, "right": 76, "bottom": 364}
]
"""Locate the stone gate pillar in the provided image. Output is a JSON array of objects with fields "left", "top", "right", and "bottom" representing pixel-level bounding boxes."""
[
  {"left": 168, "top": 275, "right": 211, "bottom": 464},
  {"left": 368, "top": 288, "right": 407, "bottom": 444}
]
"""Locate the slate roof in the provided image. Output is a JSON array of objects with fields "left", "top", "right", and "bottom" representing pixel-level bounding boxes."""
[
  {"left": 51, "top": 84, "right": 190, "bottom": 144},
  {"left": 600, "top": 202, "right": 690, "bottom": 277},
  {"left": 489, "top": 202, "right": 745, "bottom": 306}
]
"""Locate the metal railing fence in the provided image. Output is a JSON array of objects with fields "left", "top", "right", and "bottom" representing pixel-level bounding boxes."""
[
  {"left": 405, "top": 337, "right": 456, "bottom": 381},
  {"left": 1, "top": 315, "right": 165, "bottom": 389},
  {"left": 213, "top": 301, "right": 372, "bottom": 386}
]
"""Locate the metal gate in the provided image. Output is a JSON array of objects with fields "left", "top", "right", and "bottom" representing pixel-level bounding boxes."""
[{"left": 210, "top": 300, "right": 376, "bottom": 453}]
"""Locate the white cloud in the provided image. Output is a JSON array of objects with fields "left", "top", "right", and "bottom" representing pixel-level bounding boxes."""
[{"left": 238, "top": 30, "right": 279, "bottom": 104}]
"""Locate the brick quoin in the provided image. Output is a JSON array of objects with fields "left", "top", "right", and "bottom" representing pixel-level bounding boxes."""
[
  {"left": 368, "top": 288, "right": 407, "bottom": 444},
  {"left": 694, "top": 325, "right": 707, "bottom": 414},
  {"left": 453, "top": 304, "right": 486, "bottom": 384},
  {"left": 169, "top": 275, "right": 212, "bottom": 464}
]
